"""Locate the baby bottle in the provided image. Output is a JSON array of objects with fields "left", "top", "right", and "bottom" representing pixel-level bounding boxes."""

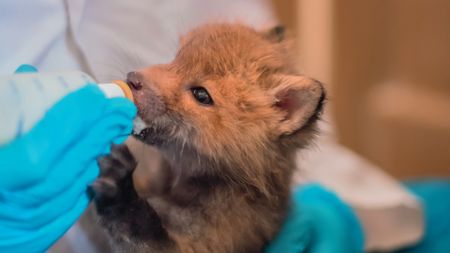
[{"left": 0, "top": 70, "right": 134, "bottom": 145}]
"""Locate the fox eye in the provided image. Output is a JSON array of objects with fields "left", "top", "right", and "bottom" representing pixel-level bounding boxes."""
[{"left": 190, "top": 87, "right": 214, "bottom": 105}]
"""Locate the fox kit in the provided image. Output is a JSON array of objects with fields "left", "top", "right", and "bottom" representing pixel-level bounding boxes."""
[{"left": 92, "top": 23, "right": 325, "bottom": 253}]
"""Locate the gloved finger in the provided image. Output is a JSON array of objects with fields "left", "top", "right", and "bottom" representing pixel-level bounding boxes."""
[
  {"left": 105, "top": 97, "right": 137, "bottom": 144},
  {"left": 27, "top": 85, "right": 111, "bottom": 165},
  {"left": 264, "top": 209, "right": 311, "bottom": 253},
  {"left": 294, "top": 185, "right": 364, "bottom": 253},
  {"left": 32, "top": 86, "right": 135, "bottom": 176},
  {"left": 0, "top": 85, "right": 108, "bottom": 190},
  {"left": 0, "top": 85, "right": 135, "bottom": 191},
  {"left": 0, "top": 192, "right": 90, "bottom": 253},
  {"left": 306, "top": 206, "right": 354, "bottom": 253},
  {"left": 19, "top": 106, "right": 135, "bottom": 202},
  {"left": 103, "top": 96, "right": 137, "bottom": 120},
  {"left": 14, "top": 130, "right": 130, "bottom": 211},
  {"left": 0, "top": 162, "right": 97, "bottom": 228},
  {"left": 265, "top": 186, "right": 313, "bottom": 253},
  {"left": 14, "top": 64, "right": 38, "bottom": 73},
  {"left": 38, "top": 97, "right": 135, "bottom": 186}
]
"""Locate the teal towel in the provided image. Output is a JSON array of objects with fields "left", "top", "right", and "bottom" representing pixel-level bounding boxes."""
[{"left": 395, "top": 180, "right": 450, "bottom": 253}]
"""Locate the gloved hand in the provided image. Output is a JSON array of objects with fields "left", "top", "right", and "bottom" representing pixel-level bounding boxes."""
[
  {"left": 265, "top": 184, "right": 365, "bottom": 253},
  {"left": 0, "top": 65, "right": 136, "bottom": 253}
]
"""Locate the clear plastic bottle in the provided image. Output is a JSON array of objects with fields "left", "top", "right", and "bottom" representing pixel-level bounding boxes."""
[{"left": 0, "top": 71, "right": 133, "bottom": 145}]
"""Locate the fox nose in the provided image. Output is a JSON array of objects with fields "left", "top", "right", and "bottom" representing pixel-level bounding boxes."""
[{"left": 126, "top": 71, "right": 143, "bottom": 90}]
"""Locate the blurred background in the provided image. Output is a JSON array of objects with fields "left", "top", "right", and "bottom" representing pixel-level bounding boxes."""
[{"left": 272, "top": 0, "right": 450, "bottom": 179}]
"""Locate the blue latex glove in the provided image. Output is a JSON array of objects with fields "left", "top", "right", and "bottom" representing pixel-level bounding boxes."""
[
  {"left": 0, "top": 65, "right": 136, "bottom": 253},
  {"left": 266, "top": 184, "right": 365, "bottom": 253}
]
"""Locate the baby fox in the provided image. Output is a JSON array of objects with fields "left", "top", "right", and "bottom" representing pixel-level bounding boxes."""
[{"left": 92, "top": 23, "right": 325, "bottom": 253}]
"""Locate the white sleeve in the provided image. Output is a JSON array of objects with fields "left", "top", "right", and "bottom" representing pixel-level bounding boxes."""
[
  {"left": 71, "top": 0, "right": 276, "bottom": 82},
  {"left": 0, "top": 0, "right": 87, "bottom": 74}
]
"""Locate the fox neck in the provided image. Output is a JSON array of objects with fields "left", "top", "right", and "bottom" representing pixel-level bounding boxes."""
[{"left": 157, "top": 140, "right": 294, "bottom": 202}]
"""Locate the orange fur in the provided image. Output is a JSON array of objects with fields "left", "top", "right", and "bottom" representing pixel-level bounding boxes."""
[{"left": 101, "top": 23, "right": 325, "bottom": 253}]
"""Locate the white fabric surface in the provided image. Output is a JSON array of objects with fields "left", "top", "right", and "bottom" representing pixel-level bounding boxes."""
[{"left": 0, "top": 0, "right": 85, "bottom": 73}]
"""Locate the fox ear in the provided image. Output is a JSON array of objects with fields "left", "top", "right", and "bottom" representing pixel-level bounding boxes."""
[
  {"left": 271, "top": 75, "right": 324, "bottom": 135},
  {"left": 261, "top": 25, "right": 285, "bottom": 42}
]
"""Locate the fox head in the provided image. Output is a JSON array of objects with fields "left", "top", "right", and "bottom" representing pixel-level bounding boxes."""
[{"left": 127, "top": 23, "right": 325, "bottom": 191}]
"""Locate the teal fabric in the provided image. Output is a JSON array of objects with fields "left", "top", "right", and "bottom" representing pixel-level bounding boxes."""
[
  {"left": 0, "top": 65, "right": 136, "bottom": 253},
  {"left": 394, "top": 180, "right": 450, "bottom": 253},
  {"left": 266, "top": 184, "right": 365, "bottom": 253}
]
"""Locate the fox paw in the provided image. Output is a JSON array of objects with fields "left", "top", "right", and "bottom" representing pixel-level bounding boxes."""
[{"left": 92, "top": 144, "right": 138, "bottom": 211}]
